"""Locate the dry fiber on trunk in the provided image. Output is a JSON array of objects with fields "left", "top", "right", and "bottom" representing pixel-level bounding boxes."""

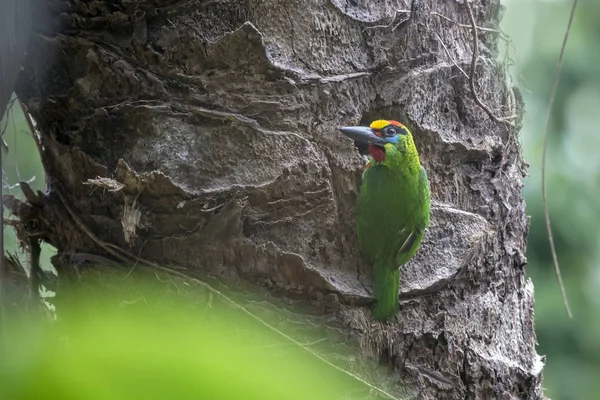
[{"left": 9, "top": 0, "right": 543, "bottom": 398}]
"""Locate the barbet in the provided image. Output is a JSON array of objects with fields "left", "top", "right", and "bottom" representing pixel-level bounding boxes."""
[{"left": 340, "top": 120, "right": 430, "bottom": 321}]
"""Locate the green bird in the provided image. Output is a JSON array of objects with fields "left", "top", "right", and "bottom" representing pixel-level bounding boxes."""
[{"left": 340, "top": 120, "right": 431, "bottom": 321}]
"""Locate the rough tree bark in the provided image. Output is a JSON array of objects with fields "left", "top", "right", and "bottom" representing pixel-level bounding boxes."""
[{"left": 10, "top": 0, "right": 544, "bottom": 398}]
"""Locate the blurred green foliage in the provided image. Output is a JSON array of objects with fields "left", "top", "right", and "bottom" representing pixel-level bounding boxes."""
[
  {"left": 502, "top": 0, "right": 600, "bottom": 399},
  {"left": 1, "top": 269, "right": 385, "bottom": 400}
]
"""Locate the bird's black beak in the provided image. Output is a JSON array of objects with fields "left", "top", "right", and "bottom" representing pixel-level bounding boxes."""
[{"left": 339, "top": 126, "right": 387, "bottom": 147}]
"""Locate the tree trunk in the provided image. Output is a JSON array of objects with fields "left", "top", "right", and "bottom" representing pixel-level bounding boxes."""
[{"left": 12, "top": 0, "right": 543, "bottom": 398}]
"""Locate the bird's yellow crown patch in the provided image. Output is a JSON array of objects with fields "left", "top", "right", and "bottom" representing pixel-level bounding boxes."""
[
  {"left": 369, "top": 120, "right": 405, "bottom": 130},
  {"left": 369, "top": 120, "right": 390, "bottom": 130}
]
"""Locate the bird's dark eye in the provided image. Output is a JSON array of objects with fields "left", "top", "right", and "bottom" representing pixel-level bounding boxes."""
[
  {"left": 383, "top": 125, "right": 398, "bottom": 137},
  {"left": 384, "top": 125, "right": 408, "bottom": 137}
]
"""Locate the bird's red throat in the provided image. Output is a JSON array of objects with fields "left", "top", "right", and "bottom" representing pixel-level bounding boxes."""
[{"left": 368, "top": 145, "right": 386, "bottom": 162}]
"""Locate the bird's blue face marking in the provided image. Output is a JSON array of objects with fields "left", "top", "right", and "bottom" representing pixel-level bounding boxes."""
[{"left": 386, "top": 135, "right": 400, "bottom": 144}]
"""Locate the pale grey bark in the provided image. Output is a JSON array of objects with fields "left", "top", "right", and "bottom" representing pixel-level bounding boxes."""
[{"left": 11, "top": 0, "right": 543, "bottom": 398}]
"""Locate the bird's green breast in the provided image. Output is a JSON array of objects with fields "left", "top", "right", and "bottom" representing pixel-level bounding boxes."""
[{"left": 356, "top": 162, "right": 430, "bottom": 263}]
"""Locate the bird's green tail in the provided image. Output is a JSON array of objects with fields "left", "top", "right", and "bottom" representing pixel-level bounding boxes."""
[{"left": 371, "top": 260, "right": 400, "bottom": 321}]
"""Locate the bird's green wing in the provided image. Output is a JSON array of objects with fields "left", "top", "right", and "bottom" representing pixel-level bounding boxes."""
[
  {"left": 417, "top": 165, "right": 431, "bottom": 228},
  {"left": 393, "top": 225, "right": 426, "bottom": 266},
  {"left": 394, "top": 167, "right": 430, "bottom": 266}
]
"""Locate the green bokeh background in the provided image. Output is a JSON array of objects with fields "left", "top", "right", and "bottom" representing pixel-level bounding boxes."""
[
  {"left": 502, "top": 0, "right": 600, "bottom": 398},
  {"left": 1, "top": 0, "right": 598, "bottom": 398}
]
